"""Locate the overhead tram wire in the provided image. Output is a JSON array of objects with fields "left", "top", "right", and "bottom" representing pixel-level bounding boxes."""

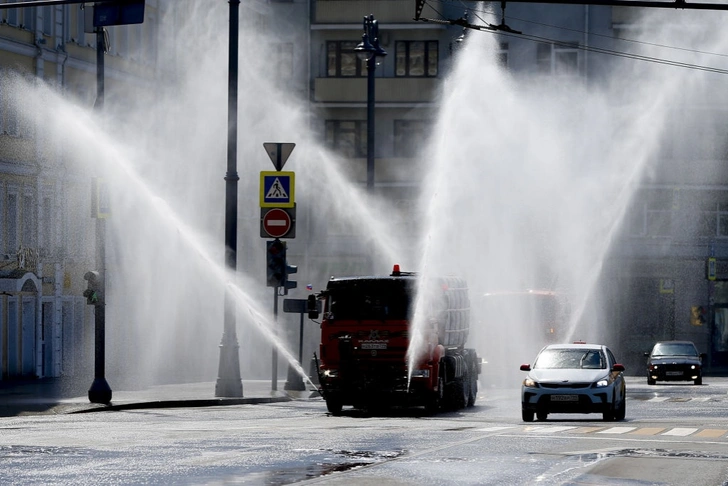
[
  {"left": 418, "top": 0, "right": 728, "bottom": 75},
  {"left": 440, "top": 0, "right": 728, "bottom": 60}
]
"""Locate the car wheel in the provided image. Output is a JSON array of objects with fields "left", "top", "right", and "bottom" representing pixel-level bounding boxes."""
[
  {"left": 522, "top": 408, "right": 534, "bottom": 422},
  {"left": 536, "top": 411, "right": 548, "bottom": 421},
  {"left": 614, "top": 396, "right": 626, "bottom": 421},
  {"left": 603, "top": 399, "right": 615, "bottom": 421},
  {"left": 694, "top": 376, "right": 702, "bottom": 385},
  {"left": 647, "top": 377, "right": 656, "bottom": 385}
]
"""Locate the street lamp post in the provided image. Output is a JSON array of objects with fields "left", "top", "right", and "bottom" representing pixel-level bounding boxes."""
[
  {"left": 215, "top": 0, "right": 243, "bottom": 398},
  {"left": 355, "top": 14, "right": 387, "bottom": 192}
]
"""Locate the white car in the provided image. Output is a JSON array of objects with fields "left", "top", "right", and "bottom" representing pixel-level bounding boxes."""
[{"left": 519, "top": 343, "right": 626, "bottom": 422}]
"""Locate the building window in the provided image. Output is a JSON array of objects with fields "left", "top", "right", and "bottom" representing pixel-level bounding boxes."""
[
  {"left": 327, "top": 41, "right": 365, "bottom": 77},
  {"left": 394, "top": 120, "right": 432, "bottom": 157},
  {"left": 627, "top": 189, "right": 673, "bottom": 237},
  {"left": 325, "top": 120, "right": 366, "bottom": 158},
  {"left": 537, "top": 42, "right": 579, "bottom": 75},
  {"left": 6, "top": 191, "right": 17, "bottom": 254},
  {"left": 395, "top": 41, "right": 438, "bottom": 77},
  {"left": 42, "top": 6, "right": 52, "bottom": 35},
  {"left": 22, "top": 193, "right": 35, "bottom": 248},
  {"left": 22, "top": 7, "right": 35, "bottom": 30}
]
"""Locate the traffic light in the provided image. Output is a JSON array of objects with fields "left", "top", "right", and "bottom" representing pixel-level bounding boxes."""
[
  {"left": 266, "top": 239, "right": 286, "bottom": 287},
  {"left": 83, "top": 270, "right": 102, "bottom": 305},
  {"left": 283, "top": 261, "right": 297, "bottom": 295}
]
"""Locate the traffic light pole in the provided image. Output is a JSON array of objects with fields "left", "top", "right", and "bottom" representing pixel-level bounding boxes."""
[{"left": 272, "top": 286, "right": 279, "bottom": 391}]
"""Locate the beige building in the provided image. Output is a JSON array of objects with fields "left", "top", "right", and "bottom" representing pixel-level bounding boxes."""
[{"left": 0, "top": 1, "right": 161, "bottom": 381}]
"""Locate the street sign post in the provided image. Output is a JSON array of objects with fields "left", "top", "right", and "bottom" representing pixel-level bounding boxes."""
[
  {"left": 264, "top": 142, "right": 295, "bottom": 171},
  {"left": 261, "top": 207, "right": 295, "bottom": 238},
  {"left": 260, "top": 171, "right": 295, "bottom": 208}
]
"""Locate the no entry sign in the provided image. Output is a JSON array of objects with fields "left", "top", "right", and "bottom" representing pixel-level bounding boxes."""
[{"left": 261, "top": 207, "right": 295, "bottom": 238}]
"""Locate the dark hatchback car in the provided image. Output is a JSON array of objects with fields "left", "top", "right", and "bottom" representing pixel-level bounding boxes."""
[{"left": 645, "top": 341, "right": 706, "bottom": 385}]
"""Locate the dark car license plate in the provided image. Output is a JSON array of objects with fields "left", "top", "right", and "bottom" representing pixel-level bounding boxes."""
[
  {"left": 551, "top": 394, "right": 578, "bottom": 402},
  {"left": 666, "top": 371, "right": 683, "bottom": 376}
]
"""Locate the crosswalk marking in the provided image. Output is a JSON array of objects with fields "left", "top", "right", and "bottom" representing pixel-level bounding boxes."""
[
  {"left": 661, "top": 427, "right": 699, "bottom": 436},
  {"left": 695, "top": 429, "right": 727, "bottom": 438},
  {"left": 629, "top": 427, "right": 665, "bottom": 435},
  {"left": 647, "top": 397, "right": 670, "bottom": 402},
  {"left": 571, "top": 426, "right": 603, "bottom": 434},
  {"left": 597, "top": 426, "right": 637, "bottom": 434},
  {"left": 476, "top": 426, "right": 514, "bottom": 432}
]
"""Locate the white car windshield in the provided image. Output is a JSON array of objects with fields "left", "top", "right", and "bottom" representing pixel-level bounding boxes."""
[{"left": 534, "top": 349, "right": 606, "bottom": 370}]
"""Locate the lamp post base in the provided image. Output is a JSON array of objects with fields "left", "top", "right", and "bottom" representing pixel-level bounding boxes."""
[
  {"left": 215, "top": 342, "right": 243, "bottom": 398},
  {"left": 88, "top": 377, "right": 112, "bottom": 404}
]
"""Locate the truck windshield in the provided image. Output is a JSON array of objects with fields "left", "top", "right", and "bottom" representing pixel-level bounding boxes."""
[{"left": 327, "top": 281, "right": 412, "bottom": 320}]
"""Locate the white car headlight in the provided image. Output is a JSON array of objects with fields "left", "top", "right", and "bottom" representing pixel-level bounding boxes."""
[
  {"left": 523, "top": 378, "right": 538, "bottom": 388},
  {"left": 595, "top": 378, "right": 609, "bottom": 387}
]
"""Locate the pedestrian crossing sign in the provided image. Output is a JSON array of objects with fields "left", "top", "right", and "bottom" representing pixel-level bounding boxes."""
[{"left": 260, "top": 171, "right": 295, "bottom": 208}]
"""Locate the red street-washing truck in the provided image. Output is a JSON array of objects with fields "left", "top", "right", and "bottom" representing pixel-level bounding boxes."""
[{"left": 308, "top": 265, "right": 481, "bottom": 415}]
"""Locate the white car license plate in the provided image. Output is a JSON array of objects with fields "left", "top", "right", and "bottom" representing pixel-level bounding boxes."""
[
  {"left": 551, "top": 395, "right": 578, "bottom": 402},
  {"left": 666, "top": 371, "right": 683, "bottom": 376}
]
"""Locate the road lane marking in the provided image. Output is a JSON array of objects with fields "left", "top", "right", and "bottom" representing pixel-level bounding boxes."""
[
  {"left": 661, "top": 427, "right": 698, "bottom": 436},
  {"left": 629, "top": 427, "right": 665, "bottom": 436},
  {"left": 597, "top": 427, "right": 637, "bottom": 434}
]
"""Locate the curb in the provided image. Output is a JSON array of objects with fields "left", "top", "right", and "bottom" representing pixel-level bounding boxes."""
[{"left": 69, "top": 395, "right": 293, "bottom": 414}]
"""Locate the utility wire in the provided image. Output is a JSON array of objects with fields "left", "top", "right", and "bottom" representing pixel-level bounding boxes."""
[{"left": 425, "top": 0, "right": 728, "bottom": 72}]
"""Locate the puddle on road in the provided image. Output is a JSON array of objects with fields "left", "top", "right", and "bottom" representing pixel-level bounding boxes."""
[{"left": 259, "top": 449, "right": 406, "bottom": 485}]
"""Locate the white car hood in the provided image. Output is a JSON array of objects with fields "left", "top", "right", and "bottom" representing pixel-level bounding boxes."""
[{"left": 529, "top": 368, "right": 608, "bottom": 384}]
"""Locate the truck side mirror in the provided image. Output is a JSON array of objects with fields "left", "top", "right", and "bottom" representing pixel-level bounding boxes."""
[{"left": 307, "top": 294, "right": 320, "bottom": 319}]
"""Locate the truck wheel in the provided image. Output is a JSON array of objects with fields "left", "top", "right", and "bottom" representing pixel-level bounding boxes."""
[
  {"left": 467, "top": 372, "right": 478, "bottom": 407},
  {"left": 425, "top": 376, "right": 444, "bottom": 414},
  {"left": 326, "top": 397, "right": 343, "bottom": 416}
]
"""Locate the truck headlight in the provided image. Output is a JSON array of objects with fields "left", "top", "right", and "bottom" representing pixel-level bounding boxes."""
[
  {"left": 411, "top": 369, "right": 430, "bottom": 378},
  {"left": 323, "top": 369, "right": 338, "bottom": 378}
]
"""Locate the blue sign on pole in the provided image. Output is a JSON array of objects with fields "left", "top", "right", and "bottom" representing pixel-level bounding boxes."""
[{"left": 260, "top": 171, "right": 295, "bottom": 208}]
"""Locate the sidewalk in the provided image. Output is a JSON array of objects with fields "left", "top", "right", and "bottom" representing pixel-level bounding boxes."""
[{"left": 0, "top": 379, "right": 315, "bottom": 417}]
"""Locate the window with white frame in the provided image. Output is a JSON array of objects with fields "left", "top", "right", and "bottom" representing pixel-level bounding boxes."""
[{"left": 537, "top": 42, "right": 579, "bottom": 75}]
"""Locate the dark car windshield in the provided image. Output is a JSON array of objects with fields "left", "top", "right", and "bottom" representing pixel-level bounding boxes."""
[
  {"left": 533, "top": 348, "right": 606, "bottom": 370},
  {"left": 651, "top": 342, "right": 698, "bottom": 357}
]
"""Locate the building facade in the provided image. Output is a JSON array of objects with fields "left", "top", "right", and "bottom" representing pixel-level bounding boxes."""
[{"left": 0, "top": 1, "right": 161, "bottom": 381}]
